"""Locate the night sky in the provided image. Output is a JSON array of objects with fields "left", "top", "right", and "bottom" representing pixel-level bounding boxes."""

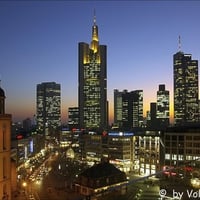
[{"left": 1, "top": 1, "right": 200, "bottom": 123}]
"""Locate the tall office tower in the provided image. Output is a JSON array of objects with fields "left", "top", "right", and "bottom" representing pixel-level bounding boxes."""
[
  {"left": 114, "top": 90, "right": 131, "bottom": 130},
  {"left": 132, "top": 90, "right": 143, "bottom": 128},
  {"left": 114, "top": 89, "right": 123, "bottom": 128},
  {"left": 68, "top": 107, "right": 79, "bottom": 130},
  {"left": 0, "top": 85, "right": 12, "bottom": 200},
  {"left": 114, "top": 90, "right": 143, "bottom": 130},
  {"left": 157, "top": 84, "right": 170, "bottom": 128},
  {"left": 36, "top": 82, "right": 61, "bottom": 133},
  {"left": 23, "top": 118, "right": 32, "bottom": 132},
  {"left": 78, "top": 14, "right": 107, "bottom": 131},
  {"left": 150, "top": 102, "right": 157, "bottom": 129},
  {"left": 174, "top": 47, "right": 199, "bottom": 126}
]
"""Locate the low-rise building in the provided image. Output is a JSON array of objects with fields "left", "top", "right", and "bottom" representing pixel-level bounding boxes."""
[
  {"left": 81, "top": 131, "right": 135, "bottom": 173},
  {"left": 75, "top": 161, "right": 127, "bottom": 199},
  {"left": 163, "top": 127, "right": 200, "bottom": 178},
  {"left": 135, "top": 131, "right": 161, "bottom": 176}
]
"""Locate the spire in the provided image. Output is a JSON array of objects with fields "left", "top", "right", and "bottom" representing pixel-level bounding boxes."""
[
  {"left": 178, "top": 35, "right": 181, "bottom": 52},
  {"left": 91, "top": 9, "right": 99, "bottom": 53},
  {"left": 93, "top": 8, "right": 96, "bottom": 26}
]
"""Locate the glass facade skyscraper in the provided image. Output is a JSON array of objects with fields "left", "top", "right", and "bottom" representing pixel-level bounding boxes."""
[
  {"left": 132, "top": 90, "right": 143, "bottom": 128},
  {"left": 157, "top": 84, "right": 170, "bottom": 127},
  {"left": 114, "top": 89, "right": 123, "bottom": 128},
  {"left": 68, "top": 107, "right": 79, "bottom": 130},
  {"left": 114, "top": 89, "right": 143, "bottom": 130},
  {"left": 36, "top": 82, "right": 61, "bottom": 133},
  {"left": 78, "top": 15, "right": 107, "bottom": 131},
  {"left": 173, "top": 51, "right": 199, "bottom": 125}
]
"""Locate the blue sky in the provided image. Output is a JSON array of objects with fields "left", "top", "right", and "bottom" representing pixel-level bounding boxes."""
[{"left": 0, "top": 1, "right": 200, "bottom": 123}]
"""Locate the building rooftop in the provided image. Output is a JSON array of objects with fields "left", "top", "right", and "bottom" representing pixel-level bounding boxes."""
[{"left": 80, "top": 161, "right": 126, "bottom": 179}]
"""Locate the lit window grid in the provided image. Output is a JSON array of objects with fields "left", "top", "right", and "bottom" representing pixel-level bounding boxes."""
[
  {"left": 164, "top": 133, "right": 200, "bottom": 167},
  {"left": 174, "top": 53, "right": 199, "bottom": 124}
]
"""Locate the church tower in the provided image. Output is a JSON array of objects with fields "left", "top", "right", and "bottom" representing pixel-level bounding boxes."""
[{"left": 0, "top": 83, "right": 12, "bottom": 200}]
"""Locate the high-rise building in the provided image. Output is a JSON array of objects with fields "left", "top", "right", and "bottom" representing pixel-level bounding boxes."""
[
  {"left": 157, "top": 84, "right": 170, "bottom": 128},
  {"left": 78, "top": 14, "right": 107, "bottom": 131},
  {"left": 0, "top": 85, "right": 12, "bottom": 200},
  {"left": 68, "top": 107, "right": 79, "bottom": 130},
  {"left": 173, "top": 49, "right": 199, "bottom": 126},
  {"left": 36, "top": 82, "right": 61, "bottom": 133},
  {"left": 132, "top": 90, "right": 143, "bottom": 128},
  {"left": 149, "top": 102, "right": 157, "bottom": 129},
  {"left": 22, "top": 118, "right": 32, "bottom": 132},
  {"left": 114, "top": 89, "right": 123, "bottom": 128},
  {"left": 114, "top": 89, "right": 143, "bottom": 130}
]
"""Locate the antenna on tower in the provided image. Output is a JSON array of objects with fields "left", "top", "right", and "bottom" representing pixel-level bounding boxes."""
[
  {"left": 0, "top": 74, "right": 2, "bottom": 87},
  {"left": 178, "top": 35, "right": 181, "bottom": 52},
  {"left": 93, "top": 8, "right": 96, "bottom": 25}
]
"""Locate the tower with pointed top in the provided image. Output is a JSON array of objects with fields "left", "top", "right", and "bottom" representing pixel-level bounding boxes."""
[
  {"left": 173, "top": 37, "right": 199, "bottom": 126},
  {"left": 78, "top": 14, "right": 108, "bottom": 131}
]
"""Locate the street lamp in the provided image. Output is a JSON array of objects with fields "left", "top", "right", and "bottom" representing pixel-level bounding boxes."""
[
  {"left": 22, "top": 181, "right": 27, "bottom": 187},
  {"left": 22, "top": 181, "right": 27, "bottom": 193}
]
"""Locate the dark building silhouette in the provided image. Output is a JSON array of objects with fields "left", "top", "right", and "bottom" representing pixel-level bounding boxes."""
[
  {"left": 22, "top": 118, "right": 32, "bottom": 132},
  {"left": 173, "top": 50, "right": 199, "bottom": 126},
  {"left": 75, "top": 161, "right": 127, "bottom": 198},
  {"left": 149, "top": 102, "right": 157, "bottom": 129},
  {"left": 78, "top": 14, "right": 108, "bottom": 131}
]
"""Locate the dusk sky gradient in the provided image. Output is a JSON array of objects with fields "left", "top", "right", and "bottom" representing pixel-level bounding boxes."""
[{"left": 0, "top": 1, "right": 200, "bottom": 124}]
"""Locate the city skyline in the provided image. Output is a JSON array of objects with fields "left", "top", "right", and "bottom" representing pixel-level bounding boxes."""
[{"left": 1, "top": 1, "right": 200, "bottom": 123}]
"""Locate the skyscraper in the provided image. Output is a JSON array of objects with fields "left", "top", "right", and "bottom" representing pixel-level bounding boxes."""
[
  {"left": 36, "top": 82, "right": 61, "bottom": 133},
  {"left": 174, "top": 47, "right": 199, "bottom": 126},
  {"left": 68, "top": 107, "right": 79, "bottom": 130},
  {"left": 132, "top": 90, "right": 143, "bottom": 128},
  {"left": 157, "top": 84, "right": 170, "bottom": 128},
  {"left": 78, "top": 14, "right": 107, "bottom": 131},
  {"left": 114, "top": 89, "right": 123, "bottom": 128},
  {"left": 114, "top": 89, "right": 143, "bottom": 130}
]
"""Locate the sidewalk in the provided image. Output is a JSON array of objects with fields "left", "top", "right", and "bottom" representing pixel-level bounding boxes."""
[
  {"left": 12, "top": 190, "right": 27, "bottom": 200},
  {"left": 46, "top": 187, "right": 83, "bottom": 200}
]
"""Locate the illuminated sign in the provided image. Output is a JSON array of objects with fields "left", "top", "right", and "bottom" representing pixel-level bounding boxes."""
[
  {"left": 108, "top": 132, "right": 134, "bottom": 137},
  {"left": 102, "top": 131, "right": 107, "bottom": 136},
  {"left": 16, "top": 134, "right": 23, "bottom": 140},
  {"left": 30, "top": 140, "right": 33, "bottom": 153}
]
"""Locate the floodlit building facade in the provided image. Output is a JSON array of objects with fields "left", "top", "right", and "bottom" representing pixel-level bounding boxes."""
[
  {"left": 107, "top": 132, "right": 135, "bottom": 173},
  {"left": 81, "top": 131, "right": 135, "bottom": 173},
  {"left": 135, "top": 131, "right": 161, "bottom": 176},
  {"left": 0, "top": 86, "right": 12, "bottom": 200},
  {"left": 36, "top": 82, "right": 61, "bottom": 133},
  {"left": 173, "top": 50, "right": 199, "bottom": 126},
  {"left": 78, "top": 15, "right": 108, "bottom": 131}
]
